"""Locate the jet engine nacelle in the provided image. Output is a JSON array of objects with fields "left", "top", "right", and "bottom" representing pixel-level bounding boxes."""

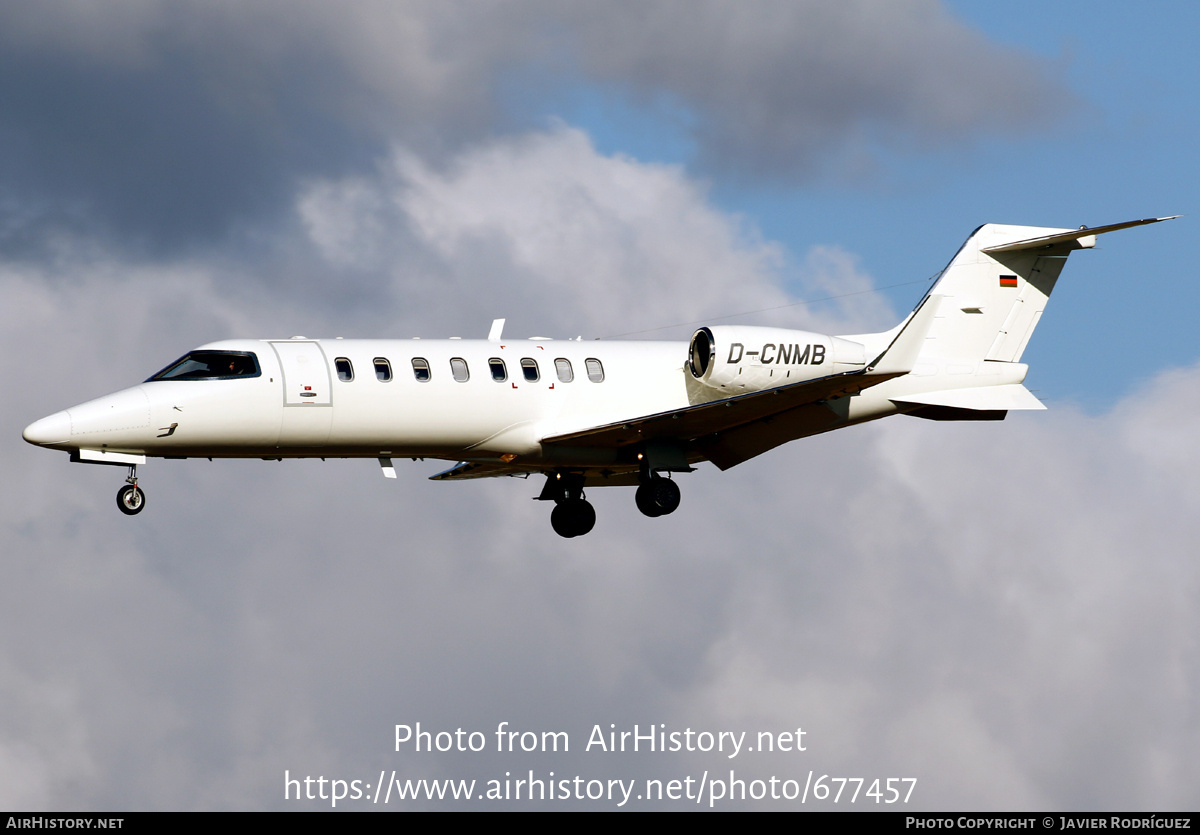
[{"left": 688, "top": 325, "right": 865, "bottom": 393}]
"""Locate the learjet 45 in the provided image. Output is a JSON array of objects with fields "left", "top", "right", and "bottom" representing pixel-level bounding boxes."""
[{"left": 23, "top": 217, "right": 1175, "bottom": 537}]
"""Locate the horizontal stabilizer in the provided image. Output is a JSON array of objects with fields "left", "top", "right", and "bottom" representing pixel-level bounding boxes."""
[
  {"left": 980, "top": 216, "right": 1179, "bottom": 254},
  {"left": 891, "top": 384, "right": 1045, "bottom": 411}
]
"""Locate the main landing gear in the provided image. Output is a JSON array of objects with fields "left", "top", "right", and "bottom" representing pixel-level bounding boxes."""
[
  {"left": 551, "top": 498, "right": 596, "bottom": 539},
  {"left": 116, "top": 465, "right": 146, "bottom": 516},
  {"left": 540, "top": 470, "right": 683, "bottom": 537},
  {"left": 635, "top": 475, "right": 681, "bottom": 518},
  {"left": 542, "top": 473, "right": 595, "bottom": 538}
]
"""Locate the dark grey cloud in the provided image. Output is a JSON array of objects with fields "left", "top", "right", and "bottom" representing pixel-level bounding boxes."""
[
  {"left": 0, "top": 1, "right": 1070, "bottom": 253},
  {"left": 563, "top": 0, "right": 1072, "bottom": 180},
  {"left": 0, "top": 10, "right": 382, "bottom": 252}
]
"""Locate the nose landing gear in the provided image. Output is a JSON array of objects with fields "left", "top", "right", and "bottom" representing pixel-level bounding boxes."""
[{"left": 116, "top": 465, "right": 146, "bottom": 516}]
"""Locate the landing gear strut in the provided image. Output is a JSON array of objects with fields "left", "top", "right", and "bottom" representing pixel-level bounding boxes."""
[
  {"left": 635, "top": 475, "right": 681, "bottom": 517},
  {"left": 116, "top": 465, "right": 146, "bottom": 516},
  {"left": 541, "top": 473, "right": 595, "bottom": 538}
]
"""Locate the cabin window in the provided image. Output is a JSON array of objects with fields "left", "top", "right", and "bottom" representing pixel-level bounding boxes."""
[
  {"left": 520, "top": 358, "right": 539, "bottom": 382},
  {"left": 554, "top": 358, "right": 573, "bottom": 383},
  {"left": 374, "top": 358, "right": 392, "bottom": 382},
  {"left": 489, "top": 358, "right": 507, "bottom": 382},
  {"left": 146, "top": 351, "right": 261, "bottom": 381},
  {"left": 334, "top": 358, "right": 354, "bottom": 382},
  {"left": 450, "top": 357, "right": 470, "bottom": 382},
  {"left": 585, "top": 358, "right": 605, "bottom": 383},
  {"left": 411, "top": 358, "right": 431, "bottom": 382}
]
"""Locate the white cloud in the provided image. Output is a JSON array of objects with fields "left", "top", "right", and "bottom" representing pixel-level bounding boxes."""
[
  {"left": 294, "top": 126, "right": 890, "bottom": 339},
  {"left": 387, "top": 127, "right": 791, "bottom": 335}
]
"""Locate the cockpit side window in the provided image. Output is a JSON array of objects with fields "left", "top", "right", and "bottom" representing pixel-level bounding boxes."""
[{"left": 147, "top": 351, "right": 261, "bottom": 381}]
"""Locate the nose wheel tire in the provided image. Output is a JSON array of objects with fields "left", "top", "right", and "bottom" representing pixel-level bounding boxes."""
[
  {"left": 117, "top": 484, "right": 146, "bottom": 515},
  {"left": 635, "top": 477, "right": 681, "bottom": 517},
  {"left": 551, "top": 498, "right": 596, "bottom": 538}
]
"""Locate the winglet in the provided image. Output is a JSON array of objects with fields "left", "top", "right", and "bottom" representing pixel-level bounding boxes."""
[
  {"left": 488, "top": 319, "right": 506, "bottom": 341},
  {"left": 866, "top": 294, "right": 941, "bottom": 376}
]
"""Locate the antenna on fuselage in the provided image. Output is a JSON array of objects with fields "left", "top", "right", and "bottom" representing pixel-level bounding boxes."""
[{"left": 488, "top": 319, "right": 506, "bottom": 341}]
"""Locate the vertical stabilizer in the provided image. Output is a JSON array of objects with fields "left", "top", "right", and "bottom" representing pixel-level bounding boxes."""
[
  {"left": 917, "top": 223, "right": 1070, "bottom": 363},
  {"left": 916, "top": 217, "right": 1176, "bottom": 364}
]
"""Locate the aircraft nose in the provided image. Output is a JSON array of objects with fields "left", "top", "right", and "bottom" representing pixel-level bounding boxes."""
[{"left": 23, "top": 410, "right": 72, "bottom": 446}]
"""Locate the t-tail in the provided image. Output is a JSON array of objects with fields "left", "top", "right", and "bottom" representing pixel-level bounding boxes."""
[{"left": 879, "top": 217, "right": 1178, "bottom": 419}]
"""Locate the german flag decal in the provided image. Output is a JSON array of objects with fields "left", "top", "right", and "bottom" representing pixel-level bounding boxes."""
[{"left": 999, "top": 274, "right": 1018, "bottom": 287}]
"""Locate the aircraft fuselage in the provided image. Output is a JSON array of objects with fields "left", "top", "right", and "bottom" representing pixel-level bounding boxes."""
[{"left": 26, "top": 337, "right": 712, "bottom": 464}]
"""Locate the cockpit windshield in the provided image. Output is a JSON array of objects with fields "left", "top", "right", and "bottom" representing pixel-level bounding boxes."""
[{"left": 147, "top": 351, "right": 261, "bottom": 381}]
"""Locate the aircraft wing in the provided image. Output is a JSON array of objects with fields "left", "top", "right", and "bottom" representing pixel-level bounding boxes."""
[
  {"left": 431, "top": 294, "right": 940, "bottom": 478},
  {"left": 540, "top": 293, "right": 941, "bottom": 467},
  {"left": 540, "top": 367, "right": 885, "bottom": 452},
  {"left": 430, "top": 370, "right": 893, "bottom": 481}
]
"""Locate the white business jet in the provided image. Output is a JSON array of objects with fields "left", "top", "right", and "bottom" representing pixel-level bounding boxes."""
[{"left": 24, "top": 217, "right": 1175, "bottom": 537}]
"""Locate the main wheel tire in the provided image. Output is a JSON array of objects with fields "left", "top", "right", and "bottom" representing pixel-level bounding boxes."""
[
  {"left": 652, "top": 478, "right": 681, "bottom": 515},
  {"left": 570, "top": 499, "right": 596, "bottom": 536},
  {"left": 635, "top": 478, "right": 680, "bottom": 517},
  {"left": 117, "top": 485, "right": 146, "bottom": 516},
  {"left": 550, "top": 503, "right": 575, "bottom": 537},
  {"left": 551, "top": 498, "right": 596, "bottom": 538},
  {"left": 635, "top": 482, "right": 663, "bottom": 517}
]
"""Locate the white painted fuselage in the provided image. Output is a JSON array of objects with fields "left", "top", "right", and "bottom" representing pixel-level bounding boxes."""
[{"left": 23, "top": 338, "right": 690, "bottom": 463}]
